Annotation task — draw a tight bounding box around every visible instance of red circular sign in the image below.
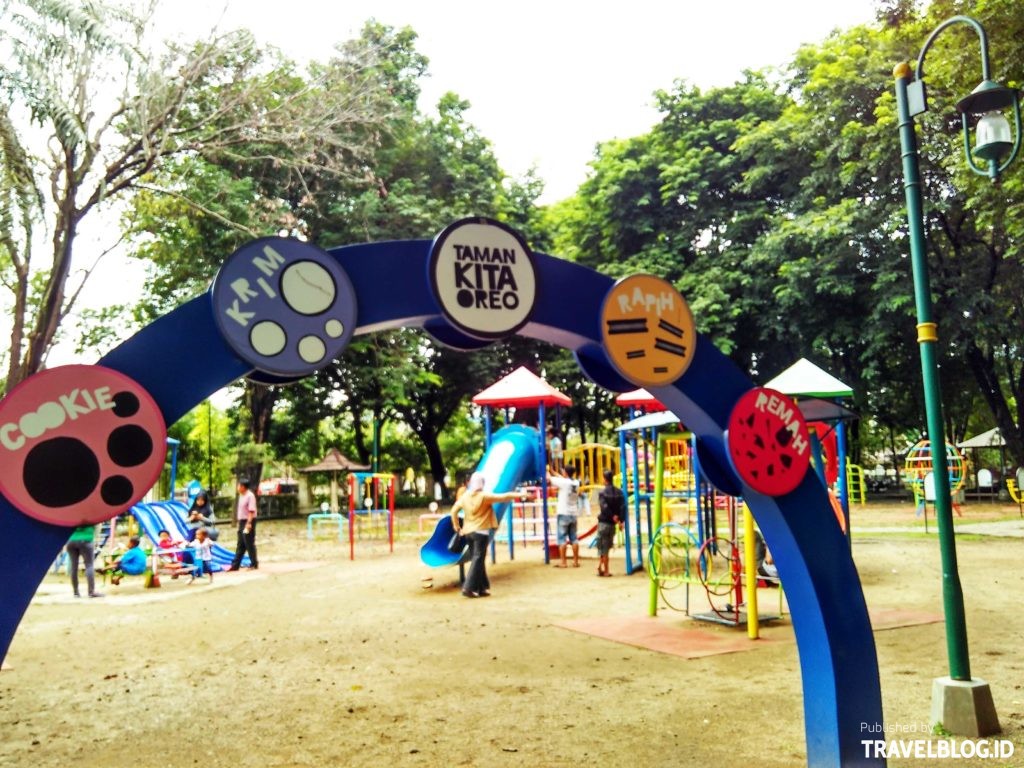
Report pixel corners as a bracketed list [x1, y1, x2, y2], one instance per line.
[0, 365, 167, 525]
[727, 387, 811, 496]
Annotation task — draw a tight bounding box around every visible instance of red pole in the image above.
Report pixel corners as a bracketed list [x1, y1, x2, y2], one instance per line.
[729, 498, 741, 626]
[388, 475, 395, 552]
[348, 473, 355, 561]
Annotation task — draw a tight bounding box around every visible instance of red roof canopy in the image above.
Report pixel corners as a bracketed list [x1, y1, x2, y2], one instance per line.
[472, 366, 572, 408]
[615, 388, 667, 412]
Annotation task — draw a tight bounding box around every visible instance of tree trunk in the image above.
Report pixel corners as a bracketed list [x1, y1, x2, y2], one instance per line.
[888, 425, 902, 486]
[573, 411, 589, 446]
[419, 430, 448, 501]
[966, 342, 1024, 466]
[12, 195, 78, 391]
[347, 402, 371, 465]
[3, 240, 29, 396]
[235, 462, 264, 488]
[245, 382, 278, 444]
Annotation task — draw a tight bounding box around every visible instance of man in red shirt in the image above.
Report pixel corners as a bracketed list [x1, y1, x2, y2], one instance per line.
[228, 478, 258, 570]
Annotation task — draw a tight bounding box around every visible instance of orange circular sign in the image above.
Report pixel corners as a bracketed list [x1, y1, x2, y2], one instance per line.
[600, 274, 695, 387]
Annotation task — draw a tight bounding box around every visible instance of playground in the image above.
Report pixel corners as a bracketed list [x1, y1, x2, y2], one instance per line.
[1, 503, 1022, 768]
[0, 219, 1020, 766]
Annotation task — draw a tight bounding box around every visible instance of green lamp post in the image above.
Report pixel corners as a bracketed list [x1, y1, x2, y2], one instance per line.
[893, 15, 1020, 737]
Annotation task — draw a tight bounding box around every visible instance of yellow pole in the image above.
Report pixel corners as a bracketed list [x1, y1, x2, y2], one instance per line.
[648, 434, 667, 617]
[743, 504, 759, 640]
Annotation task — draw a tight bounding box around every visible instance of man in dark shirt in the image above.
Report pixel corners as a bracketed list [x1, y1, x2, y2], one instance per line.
[596, 469, 626, 576]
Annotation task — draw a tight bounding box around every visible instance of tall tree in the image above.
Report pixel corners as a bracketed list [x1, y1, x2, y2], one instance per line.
[742, 0, 1024, 462]
[94, 19, 430, 485]
[113, 18, 535, 492]
[304, 53, 543, 494]
[0, 0, 400, 394]
[560, 73, 789, 370]
[548, 0, 1024, 468]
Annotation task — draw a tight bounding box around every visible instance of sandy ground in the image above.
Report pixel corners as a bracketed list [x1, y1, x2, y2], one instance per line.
[1, 502, 1023, 768]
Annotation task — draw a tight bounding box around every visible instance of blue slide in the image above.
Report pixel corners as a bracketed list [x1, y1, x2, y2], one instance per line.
[420, 425, 541, 567]
[130, 500, 249, 570]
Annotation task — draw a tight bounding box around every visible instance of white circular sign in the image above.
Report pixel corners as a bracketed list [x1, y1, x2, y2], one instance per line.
[280, 261, 336, 315]
[428, 218, 537, 340]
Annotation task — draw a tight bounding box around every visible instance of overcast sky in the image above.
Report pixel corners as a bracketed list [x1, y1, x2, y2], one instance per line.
[156, 0, 881, 202]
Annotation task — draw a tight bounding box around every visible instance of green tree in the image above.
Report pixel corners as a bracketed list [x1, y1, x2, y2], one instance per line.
[112, 18, 541, 495]
[559, 73, 790, 372]
[547, 1, 1024, 470]
[740, 0, 1024, 463]
[107, 20, 432, 485]
[165, 400, 232, 496]
[302, 45, 547, 496]
[0, 0, 400, 394]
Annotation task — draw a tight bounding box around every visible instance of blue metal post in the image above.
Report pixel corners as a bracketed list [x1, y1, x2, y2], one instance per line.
[618, 426, 633, 574]
[622, 430, 638, 573]
[836, 416, 851, 539]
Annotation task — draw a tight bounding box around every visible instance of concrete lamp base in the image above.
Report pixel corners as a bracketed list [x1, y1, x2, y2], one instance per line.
[930, 677, 1000, 737]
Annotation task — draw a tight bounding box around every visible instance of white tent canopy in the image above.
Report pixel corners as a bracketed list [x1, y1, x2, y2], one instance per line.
[764, 358, 853, 399]
[616, 410, 680, 432]
[956, 427, 1006, 449]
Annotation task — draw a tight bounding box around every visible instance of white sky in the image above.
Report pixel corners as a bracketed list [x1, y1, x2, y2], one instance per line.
[154, 0, 880, 202]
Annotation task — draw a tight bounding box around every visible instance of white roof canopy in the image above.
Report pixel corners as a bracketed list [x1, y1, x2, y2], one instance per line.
[763, 358, 853, 399]
[956, 427, 1005, 448]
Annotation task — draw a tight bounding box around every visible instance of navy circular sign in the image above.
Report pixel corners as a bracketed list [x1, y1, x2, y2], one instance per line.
[212, 237, 357, 376]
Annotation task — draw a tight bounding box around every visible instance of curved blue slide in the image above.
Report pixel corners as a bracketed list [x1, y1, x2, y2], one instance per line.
[131, 500, 249, 570]
[420, 425, 541, 567]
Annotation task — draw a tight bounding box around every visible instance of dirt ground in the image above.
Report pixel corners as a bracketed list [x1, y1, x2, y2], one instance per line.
[1, 501, 1022, 768]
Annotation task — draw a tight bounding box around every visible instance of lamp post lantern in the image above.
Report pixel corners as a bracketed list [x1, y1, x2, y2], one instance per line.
[893, 14, 1019, 738]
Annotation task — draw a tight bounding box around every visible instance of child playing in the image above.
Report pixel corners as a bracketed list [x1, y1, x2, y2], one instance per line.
[188, 528, 214, 584]
[155, 529, 190, 579]
[100, 536, 148, 585]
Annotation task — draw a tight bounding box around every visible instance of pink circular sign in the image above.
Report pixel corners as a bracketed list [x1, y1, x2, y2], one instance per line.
[0, 365, 166, 525]
[727, 387, 811, 497]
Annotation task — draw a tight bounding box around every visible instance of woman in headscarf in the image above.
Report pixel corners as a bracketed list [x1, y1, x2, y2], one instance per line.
[186, 490, 218, 541]
[449, 472, 526, 598]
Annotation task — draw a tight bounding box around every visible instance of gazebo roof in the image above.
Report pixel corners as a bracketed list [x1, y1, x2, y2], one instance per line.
[614, 388, 667, 412]
[763, 358, 853, 399]
[300, 447, 370, 473]
[472, 366, 572, 408]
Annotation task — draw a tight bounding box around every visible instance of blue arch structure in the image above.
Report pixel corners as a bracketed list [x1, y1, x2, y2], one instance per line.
[0, 229, 883, 767]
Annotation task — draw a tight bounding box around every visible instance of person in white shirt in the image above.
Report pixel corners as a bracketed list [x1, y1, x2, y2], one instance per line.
[548, 465, 581, 567]
[188, 528, 214, 584]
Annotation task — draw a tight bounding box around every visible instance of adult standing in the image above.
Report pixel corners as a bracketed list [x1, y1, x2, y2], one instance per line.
[66, 523, 103, 598]
[548, 464, 582, 568]
[596, 468, 626, 577]
[228, 478, 258, 571]
[449, 472, 526, 598]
